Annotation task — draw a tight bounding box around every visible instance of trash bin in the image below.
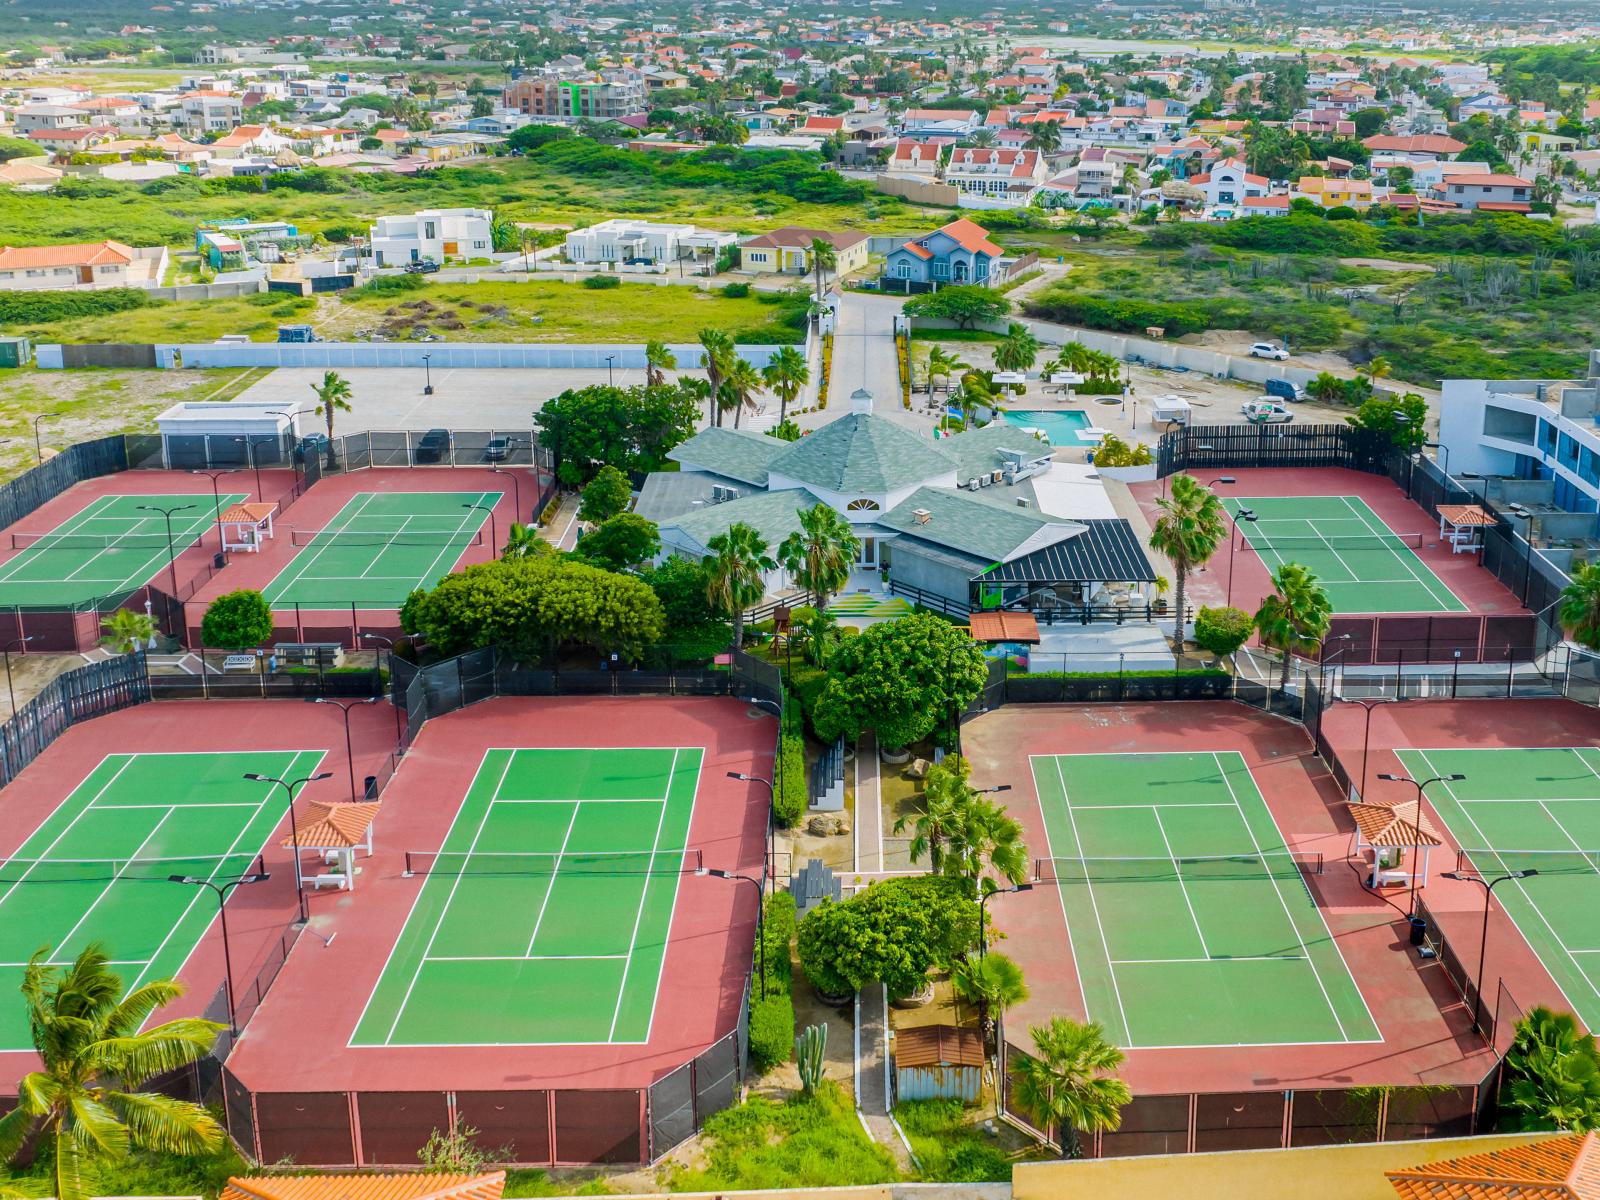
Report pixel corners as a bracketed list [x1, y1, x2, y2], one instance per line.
[214, 552, 226, 569]
[364, 775, 378, 800]
[1409, 916, 1427, 946]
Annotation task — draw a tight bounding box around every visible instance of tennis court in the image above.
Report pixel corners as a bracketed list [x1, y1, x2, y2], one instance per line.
[264, 491, 501, 608]
[1225, 494, 1466, 614]
[351, 745, 703, 1047]
[0, 492, 246, 608]
[1031, 751, 1380, 1049]
[0, 749, 323, 1051]
[1398, 746, 1600, 1034]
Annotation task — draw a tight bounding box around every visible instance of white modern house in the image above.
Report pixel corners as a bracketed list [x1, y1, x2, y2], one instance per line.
[562, 219, 737, 268]
[368, 208, 493, 267]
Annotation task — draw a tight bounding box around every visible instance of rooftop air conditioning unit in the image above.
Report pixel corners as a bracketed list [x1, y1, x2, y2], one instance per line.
[711, 486, 728, 502]
[968, 478, 981, 490]
[979, 474, 992, 487]
[725, 487, 739, 501]
[990, 470, 1003, 484]
[1016, 497, 1031, 508]
[912, 507, 932, 524]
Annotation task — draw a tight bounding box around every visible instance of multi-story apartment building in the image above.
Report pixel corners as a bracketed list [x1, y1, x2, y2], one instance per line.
[178, 90, 244, 133]
[368, 209, 493, 268]
[942, 147, 1048, 198]
[503, 71, 647, 122]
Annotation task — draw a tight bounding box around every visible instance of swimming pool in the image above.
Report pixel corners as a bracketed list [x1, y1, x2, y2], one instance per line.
[1000, 408, 1097, 445]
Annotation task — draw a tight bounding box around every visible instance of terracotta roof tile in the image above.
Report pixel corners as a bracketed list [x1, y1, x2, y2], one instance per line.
[223, 1174, 505, 1200]
[1348, 799, 1441, 848]
[284, 801, 383, 850]
[1387, 1133, 1600, 1200]
[0, 240, 134, 269]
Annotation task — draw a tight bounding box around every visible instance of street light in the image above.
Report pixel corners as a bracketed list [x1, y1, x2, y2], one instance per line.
[242, 771, 333, 923]
[1425, 441, 1451, 476]
[1378, 770, 1465, 916]
[1440, 868, 1537, 1036]
[1343, 697, 1395, 801]
[463, 502, 497, 557]
[167, 872, 270, 1035]
[360, 633, 406, 746]
[604, 354, 617, 387]
[697, 867, 766, 993]
[978, 883, 1033, 960]
[976, 784, 1012, 795]
[3, 636, 34, 715]
[490, 463, 522, 522]
[232, 436, 264, 501]
[309, 696, 380, 800]
[191, 469, 233, 554]
[33, 412, 60, 465]
[1226, 507, 1257, 606]
[422, 353, 434, 396]
[136, 503, 197, 595]
[727, 771, 775, 893]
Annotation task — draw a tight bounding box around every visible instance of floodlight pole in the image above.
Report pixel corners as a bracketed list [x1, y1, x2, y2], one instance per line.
[310, 696, 379, 800]
[33, 412, 60, 465]
[243, 771, 333, 923]
[698, 868, 765, 993]
[1377, 770, 1466, 917]
[166, 872, 270, 1035]
[1441, 868, 1537, 1036]
[191, 469, 230, 553]
[1226, 507, 1256, 607]
[1340, 696, 1395, 803]
[136, 502, 197, 595]
[727, 771, 774, 895]
[977, 882, 1033, 960]
[463, 502, 497, 557]
[360, 633, 406, 746]
[490, 463, 522, 522]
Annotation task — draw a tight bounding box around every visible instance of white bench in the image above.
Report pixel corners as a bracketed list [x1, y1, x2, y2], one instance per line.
[222, 654, 257, 672]
[309, 872, 348, 891]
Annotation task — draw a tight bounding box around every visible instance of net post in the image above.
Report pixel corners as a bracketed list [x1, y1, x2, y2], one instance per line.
[403, 851, 416, 877]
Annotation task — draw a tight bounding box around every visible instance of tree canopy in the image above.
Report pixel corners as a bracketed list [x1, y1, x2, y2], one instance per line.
[796, 875, 980, 999]
[903, 285, 1011, 330]
[535, 382, 700, 485]
[812, 612, 988, 748]
[575, 513, 660, 572]
[200, 589, 273, 650]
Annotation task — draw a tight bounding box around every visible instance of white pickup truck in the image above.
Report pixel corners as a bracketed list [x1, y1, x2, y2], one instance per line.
[1241, 398, 1294, 424]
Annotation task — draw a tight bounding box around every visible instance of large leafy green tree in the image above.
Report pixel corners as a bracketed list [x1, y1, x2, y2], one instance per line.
[812, 612, 988, 749]
[1254, 562, 1333, 690]
[576, 513, 660, 572]
[1505, 1007, 1600, 1132]
[1560, 561, 1600, 649]
[535, 382, 699, 485]
[1010, 1017, 1132, 1154]
[400, 556, 665, 663]
[1148, 474, 1228, 649]
[778, 503, 859, 610]
[903, 285, 1010, 330]
[578, 464, 633, 525]
[1346, 393, 1428, 453]
[0, 946, 225, 1200]
[704, 522, 775, 649]
[200, 589, 273, 650]
[796, 875, 980, 1000]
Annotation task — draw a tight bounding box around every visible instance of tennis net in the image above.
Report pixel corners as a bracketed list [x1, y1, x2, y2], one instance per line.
[289, 528, 486, 548]
[0, 852, 266, 886]
[403, 847, 704, 877]
[1237, 532, 1426, 553]
[11, 531, 200, 552]
[1034, 851, 1323, 884]
[1455, 848, 1600, 877]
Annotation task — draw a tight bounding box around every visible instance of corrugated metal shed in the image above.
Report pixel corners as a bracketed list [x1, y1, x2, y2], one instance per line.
[893, 1024, 984, 1103]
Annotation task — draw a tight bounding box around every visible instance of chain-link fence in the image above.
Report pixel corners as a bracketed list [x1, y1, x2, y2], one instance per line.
[0, 652, 149, 785]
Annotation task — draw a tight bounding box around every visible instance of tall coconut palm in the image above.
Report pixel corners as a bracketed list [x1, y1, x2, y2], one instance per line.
[778, 502, 859, 610]
[0, 946, 225, 1200]
[309, 370, 352, 469]
[761, 345, 808, 427]
[698, 329, 735, 427]
[809, 237, 838, 302]
[1148, 474, 1228, 648]
[1560, 560, 1600, 650]
[100, 608, 154, 654]
[704, 522, 774, 649]
[722, 355, 763, 429]
[644, 339, 676, 389]
[1010, 1016, 1132, 1155]
[994, 322, 1041, 374]
[1253, 562, 1333, 691]
[953, 952, 1029, 1045]
[893, 754, 972, 874]
[925, 345, 967, 394]
[945, 797, 1030, 892]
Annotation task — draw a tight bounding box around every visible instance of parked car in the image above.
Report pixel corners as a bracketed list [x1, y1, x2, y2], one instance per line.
[1241, 398, 1295, 424]
[415, 428, 451, 463]
[1249, 342, 1290, 360]
[404, 259, 440, 275]
[1263, 377, 1304, 403]
[483, 436, 512, 462]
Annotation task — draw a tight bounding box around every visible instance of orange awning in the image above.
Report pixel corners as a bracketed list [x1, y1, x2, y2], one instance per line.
[968, 611, 1041, 644]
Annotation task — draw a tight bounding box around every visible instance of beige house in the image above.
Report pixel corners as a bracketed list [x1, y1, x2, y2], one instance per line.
[739, 226, 869, 278]
[0, 241, 169, 291]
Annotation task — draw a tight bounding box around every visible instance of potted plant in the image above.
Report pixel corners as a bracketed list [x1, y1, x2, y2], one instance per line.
[1152, 575, 1171, 614]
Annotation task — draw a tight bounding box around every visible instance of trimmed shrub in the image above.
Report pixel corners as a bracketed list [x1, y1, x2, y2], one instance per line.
[748, 991, 795, 1071]
[582, 273, 622, 289]
[1194, 605, 1254, 655]
[0, 288, 151, 326]
[722, 281, 751, 298]
[747, 891, 797, 1071]
[775, 733, 806, 827]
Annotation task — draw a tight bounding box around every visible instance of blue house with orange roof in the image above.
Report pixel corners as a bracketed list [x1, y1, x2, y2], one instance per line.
[882, 218, 1005, 292]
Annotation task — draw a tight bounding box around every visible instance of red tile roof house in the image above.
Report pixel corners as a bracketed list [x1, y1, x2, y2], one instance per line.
[1386, 1132, 1600, 1199]
[0, 240, 169, 291]
[883, 217, 1005, 291]
[1435, 172, 1534, 212]
[26, 125, 118, 155]
[1362, 133, 1468, 161]
[943, 146, 1048, 198]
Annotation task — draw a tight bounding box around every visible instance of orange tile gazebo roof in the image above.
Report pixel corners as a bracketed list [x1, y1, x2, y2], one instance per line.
[282, 801, 382, 850]
[220, 502, 279, 523]
[1437, 504, 1495, 528]
[223, 1172, 506, 1200]
[1348, 799, 1442, 848]
[1387, 1132, 1600, 1199]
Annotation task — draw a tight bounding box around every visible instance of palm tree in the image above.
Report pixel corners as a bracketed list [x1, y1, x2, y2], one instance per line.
[309, 369, 352, 469]
[761, 345, 808, 427]
[0, 946, 225, 1200]
[894, 754, 971, 873]
[1307, 370, 1346, 403]
[1022, 120, 1060, 153]
[723, 355, 764, 429]
[704, 522, 774, 649]
[952, 952, 1029, 1045]
[994, 322, 1041, 375]
[945, 798, 1030, 891]
[809, 237, 838, 303]
[698, 329, 735, 427]
[1505, 1006, 1600, 1133]
[778, 503, 859, 610]
[791, 604, 839, 667]
[501, 521, 547, 560]
[1560, 561, 1600, 650]
[971, 127, 997, 148]
[1253, 562, 1333, 691]
[1011, 1016, 1131, 1154]
[1147, 474, 1228, 648]
[924, 345, 967, 394]
[1359, 355, 1392, 384]
[100, 608, 154, 654]
[644, 339, 676, 389]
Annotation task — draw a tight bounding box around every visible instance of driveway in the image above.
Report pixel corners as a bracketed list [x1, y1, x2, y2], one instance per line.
[811, 291, 914, 429]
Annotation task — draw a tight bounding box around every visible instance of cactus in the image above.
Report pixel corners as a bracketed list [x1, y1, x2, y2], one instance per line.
[795, 1022, 827, 1096]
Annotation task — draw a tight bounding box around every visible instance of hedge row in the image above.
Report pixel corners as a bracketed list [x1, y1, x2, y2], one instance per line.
[775, 733, 806, 827]
[0, 287, 152, 326]
[748, 891, 798, 1072]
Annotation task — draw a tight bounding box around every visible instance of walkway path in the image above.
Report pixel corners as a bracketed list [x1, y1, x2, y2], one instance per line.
[812, 291, 915, 430]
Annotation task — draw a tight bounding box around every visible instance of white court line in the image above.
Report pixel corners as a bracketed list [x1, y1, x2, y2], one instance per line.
[1112, 955, 1308, 964]
[1068, 802, 1238, 810]
[357, 515, 414, 579]
[263, 491, 378, 604]
[1152, 806, 1211, 958]
[1338, 494, 1461, 610]
[608, 748, 680, 1042]
[45, 807, 180, 956]
[425, 954, 630, 962]
[522, 805, 582, 957]
[410, 491, 500, 586]
[0, 756, 139, 906]
[1052, 756, 1133, 1045]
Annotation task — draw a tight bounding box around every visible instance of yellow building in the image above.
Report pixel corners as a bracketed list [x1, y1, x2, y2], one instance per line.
[739, 226, 870, 278]
[1295, 175, 1375, 210]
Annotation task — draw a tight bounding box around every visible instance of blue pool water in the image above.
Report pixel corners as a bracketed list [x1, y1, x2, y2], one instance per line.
[1000, 409, 1096, 445]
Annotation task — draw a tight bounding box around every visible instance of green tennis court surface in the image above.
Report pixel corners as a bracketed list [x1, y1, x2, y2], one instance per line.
[0, 492, 246, 608]
[1032, 752, 1380, 1048]
[0, 749, 324, 1051]
[263, 491, 501, 608]
[1398, 746, 1600, 1034]
[351, 746, 703, 1047]
[1225, 495, 1466, 614]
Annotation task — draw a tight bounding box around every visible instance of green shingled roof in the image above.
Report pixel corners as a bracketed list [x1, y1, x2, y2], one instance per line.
[881, 486, 1082, 563]
[769, 413, 957, 493]
[667, 426, 789, 486]
[940, 422, 1054, 484]
[660, 488, 825, 553]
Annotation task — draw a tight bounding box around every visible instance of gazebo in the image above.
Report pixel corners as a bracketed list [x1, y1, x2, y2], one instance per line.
[967, 611, 1041, 645]
[281, 801, 381, 892]
[219, 502, 279, 553]
[1435, 504, 1494, 555]
[1347, 798, 1442, 902]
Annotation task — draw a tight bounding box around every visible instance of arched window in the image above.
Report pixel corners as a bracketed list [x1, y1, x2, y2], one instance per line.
[846, 498, 881, 512]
